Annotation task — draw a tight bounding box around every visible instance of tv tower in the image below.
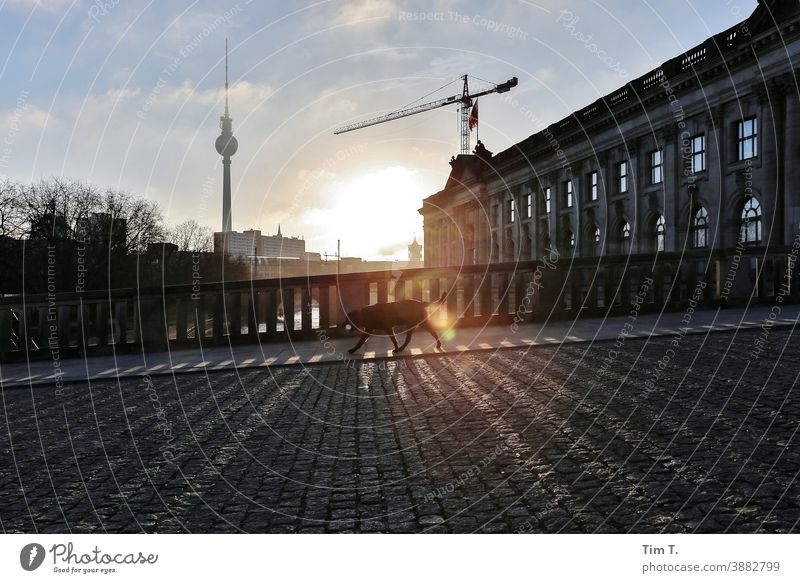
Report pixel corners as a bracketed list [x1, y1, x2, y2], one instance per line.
[215, 39, 238, 232]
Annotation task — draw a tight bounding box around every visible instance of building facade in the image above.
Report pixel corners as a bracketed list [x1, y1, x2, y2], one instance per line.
[420, 0, 800, 267]
[213, 227, 306, 259]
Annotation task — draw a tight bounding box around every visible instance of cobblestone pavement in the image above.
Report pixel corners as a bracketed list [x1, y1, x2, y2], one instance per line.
[1, 327, 798, 533]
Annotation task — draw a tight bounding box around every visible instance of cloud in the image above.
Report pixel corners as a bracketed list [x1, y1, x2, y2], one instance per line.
[378, 241, 407, 256]
[163, 80, 273, 107]
[4, 0, 73, 11]
[334, 0, 396, 26]
[0, 103, 53, 132]
[103, 88, 142, 103]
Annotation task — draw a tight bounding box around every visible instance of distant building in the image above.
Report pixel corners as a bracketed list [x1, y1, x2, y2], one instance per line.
[408, 236, 423, 267]
[214, 225, 306, 259]
[29, 212, 68, 241]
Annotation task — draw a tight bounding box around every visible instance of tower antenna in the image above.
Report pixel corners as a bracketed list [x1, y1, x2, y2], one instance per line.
[224, 38, 229, 116]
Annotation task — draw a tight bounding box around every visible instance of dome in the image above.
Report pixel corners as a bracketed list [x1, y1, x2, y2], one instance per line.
[215, 133, 238, 157]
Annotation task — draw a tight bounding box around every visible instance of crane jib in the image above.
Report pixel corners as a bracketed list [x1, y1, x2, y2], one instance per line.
[333, 74, 518, 151]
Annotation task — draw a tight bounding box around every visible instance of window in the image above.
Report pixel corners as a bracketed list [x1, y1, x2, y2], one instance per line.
[650, 150, 663, 184]
[544, 187, 551, 214]
[738, 117, 758, 161]
[621, 221, 631, 250]
[565, 180, 573, 208]
[618, 161, 628, 192]
[655, 214, 666, 252]
[568, 231, 575, 251]
[526, 192, 532, 219]
[690, 135, 706, 173]
[740, 196, 762, 244]
[692, 207, 709, 248]
[592, 226, 601, 256]
[509, 198, 516, 223]
[588, 171, 598, 201]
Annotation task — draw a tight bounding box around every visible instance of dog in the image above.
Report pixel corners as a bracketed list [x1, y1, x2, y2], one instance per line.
[341, 293, 446, 354]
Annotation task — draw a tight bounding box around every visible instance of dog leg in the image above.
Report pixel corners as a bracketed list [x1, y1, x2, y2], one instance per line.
[348, 333, 370, 354]
[420, 320, 443, 351]
[397, 328, 414, 352]
[387, 328, 401, 352]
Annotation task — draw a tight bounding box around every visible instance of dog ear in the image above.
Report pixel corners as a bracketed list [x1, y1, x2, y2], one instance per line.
[342, 310, 359, 331]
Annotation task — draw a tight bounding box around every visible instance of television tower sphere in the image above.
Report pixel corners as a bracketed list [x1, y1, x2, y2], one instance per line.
[215, 133, 238, 157]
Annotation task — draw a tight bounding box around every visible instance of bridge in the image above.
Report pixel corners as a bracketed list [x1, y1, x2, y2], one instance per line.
[1, 248, 798, 533]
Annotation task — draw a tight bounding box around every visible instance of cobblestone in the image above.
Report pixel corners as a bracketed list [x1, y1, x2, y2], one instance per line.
[1, 327, 799, 533]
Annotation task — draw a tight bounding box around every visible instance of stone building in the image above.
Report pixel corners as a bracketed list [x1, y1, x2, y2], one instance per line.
[420, 0, 800, 267]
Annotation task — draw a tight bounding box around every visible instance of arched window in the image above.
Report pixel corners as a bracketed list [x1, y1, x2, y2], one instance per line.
[568, 231, 575, 250]
[740, 197, 762, 244]
[592, 226, 601, 257]
[621, 221, 631, 252]
[692, 207, 709, 248]
[655, 214, 666, 252]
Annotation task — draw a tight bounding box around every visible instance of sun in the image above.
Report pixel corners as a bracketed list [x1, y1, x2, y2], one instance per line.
[301, 166, 429, 260]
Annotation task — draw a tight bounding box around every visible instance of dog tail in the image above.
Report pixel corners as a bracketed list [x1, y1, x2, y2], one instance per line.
[428, 292, 447, 306]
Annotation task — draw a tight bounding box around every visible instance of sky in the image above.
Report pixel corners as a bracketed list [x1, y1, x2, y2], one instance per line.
[0, 0, 758, 259]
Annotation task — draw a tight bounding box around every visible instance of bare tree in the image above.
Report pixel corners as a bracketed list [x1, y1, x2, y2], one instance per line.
[102, 189, 165, 255]
[168, 219, 213, 253]
[0, 179, 24, 239]
[21, 177, 101, 243]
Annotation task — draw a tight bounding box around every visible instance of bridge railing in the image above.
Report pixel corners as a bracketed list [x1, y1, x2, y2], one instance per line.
[0, 247, 796, 362]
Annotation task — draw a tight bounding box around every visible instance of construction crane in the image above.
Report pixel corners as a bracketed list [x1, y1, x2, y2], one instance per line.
[333, 74, 518, 155]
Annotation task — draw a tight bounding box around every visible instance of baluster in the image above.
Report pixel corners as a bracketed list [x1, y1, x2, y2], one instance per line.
[479, 273, 493, 318]
[266, 289, 278, 334]
[39, 306, 51, 350]
[213, 293, 224, 340]
[497, 272, 510, 315]
[0, 309, 10, 357]
[301, 286, 312, 332]
[77, 301, 91, 352]
[58, 305, 71, 348]
[246, 292, 258, 338]
[96, 302, 109, 347]
[22, 306, 35, 352]
[114, 301, 128, 345]
[462, 274, 476, 319]
[176, 297, 188, 342]
[429, 277, 440, 304]
[515, 272, 529, 319]
[412, 278, 423, 301]
[395, 278, 406, 301]
[229, 292, 242, 339]
[447, 277, 459, 325]
[377, 278, 389, 304]
[318, 286, 330, 330]
[282, 287, 295, 333]
[193, 295, 205, 340]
